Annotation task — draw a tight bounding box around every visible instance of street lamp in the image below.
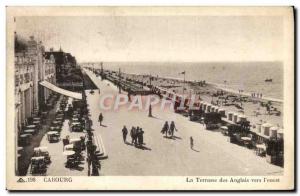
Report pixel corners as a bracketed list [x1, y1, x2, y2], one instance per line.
[179, 71, 186, 95]
[30, 83, 34, 114]
[118, 68, 121, 93]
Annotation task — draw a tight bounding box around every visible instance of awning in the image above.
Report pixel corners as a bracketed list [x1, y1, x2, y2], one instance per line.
[39, 81, 82, 100]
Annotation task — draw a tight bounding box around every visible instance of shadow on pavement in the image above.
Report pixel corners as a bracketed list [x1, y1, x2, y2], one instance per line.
[124, 141, 151, 151]
[163, 135, 182, 140]
[135, 145, 152, 151]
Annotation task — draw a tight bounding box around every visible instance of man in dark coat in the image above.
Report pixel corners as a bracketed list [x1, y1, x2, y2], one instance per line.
[138, 128, 144, 146]
[130, 126, 136, 144]
[134, 126, 140, 145]
[190, 136, 194, 149]
[122, 126, 128, 143]
[98, 113, 103, 126]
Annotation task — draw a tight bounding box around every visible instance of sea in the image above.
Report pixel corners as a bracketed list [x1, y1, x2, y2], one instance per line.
[93, 61, 283, 100]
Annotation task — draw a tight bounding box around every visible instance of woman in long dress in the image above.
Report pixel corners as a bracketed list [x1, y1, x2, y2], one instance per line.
[161, 121, 169, 137]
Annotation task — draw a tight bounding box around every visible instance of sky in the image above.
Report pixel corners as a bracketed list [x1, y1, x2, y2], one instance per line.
[16, 16, 283, 63]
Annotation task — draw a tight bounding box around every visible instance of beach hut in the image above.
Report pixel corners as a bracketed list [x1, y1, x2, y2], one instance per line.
[256, 122, 262, 134]
[200, 101, 206, 111]
[218, 108, 225, 117]
[233, 113, 239, 123]
[238, 114, 247, 123]
[203, 103, 208, 112]
[203, 103, 207, 111]
[228, 112, 234, 121]
[207, 104, 212, 113]
[270, 126, 278, 138]
[199, 101, 203, 110]
[261, 123, 272, 137]
[211, 106, 215, 112]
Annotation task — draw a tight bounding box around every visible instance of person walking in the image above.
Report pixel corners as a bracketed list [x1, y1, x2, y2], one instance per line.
[161, 121, 169, 137]
[190, 136, 194, 149]
[169, 121, 177, 137]
[122, 126, 128, 143]
[98, 113, 103, 126]
[135, 126, 140, 145]
[138, 128, 144, 146]
[136, 128, 141, 146]
[130, 126, 136, 144]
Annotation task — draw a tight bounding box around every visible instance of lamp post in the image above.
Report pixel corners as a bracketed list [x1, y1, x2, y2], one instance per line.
[148, 104, 152, 117]
[181, 71, 186, 95]
[118, 68, 121, 93]
[30, 83, 34, 115]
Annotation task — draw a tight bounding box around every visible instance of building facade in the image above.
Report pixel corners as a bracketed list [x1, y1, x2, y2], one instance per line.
[15, 35, 56, 134]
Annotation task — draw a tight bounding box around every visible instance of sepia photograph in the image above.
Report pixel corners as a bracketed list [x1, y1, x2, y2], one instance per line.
[6, 6, 294, 190]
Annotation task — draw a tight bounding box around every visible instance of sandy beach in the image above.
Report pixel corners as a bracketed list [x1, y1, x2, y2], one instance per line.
[101, 70, 283, 130]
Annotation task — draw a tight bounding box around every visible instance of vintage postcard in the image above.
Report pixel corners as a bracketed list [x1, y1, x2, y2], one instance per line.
[6, 6, 294, 190]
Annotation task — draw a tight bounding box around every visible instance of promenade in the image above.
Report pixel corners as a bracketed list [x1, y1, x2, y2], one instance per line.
[84, 70, 283, 176]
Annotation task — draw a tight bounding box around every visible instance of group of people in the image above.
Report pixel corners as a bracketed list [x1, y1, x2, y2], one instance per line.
[122, 126, 145, 146]
[161, 121, 195, 150]
[161, 121, 177, 138]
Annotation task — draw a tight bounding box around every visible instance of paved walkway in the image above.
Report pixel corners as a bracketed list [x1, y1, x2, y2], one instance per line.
[85, 70, 283, 176]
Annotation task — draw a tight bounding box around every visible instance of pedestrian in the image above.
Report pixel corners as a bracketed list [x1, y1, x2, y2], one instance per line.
[169, 121, 177, 137]
[135, 126, 140, 145]
[138, 128, 144, 146]
[161, 121, 169, 137]
[122, 125, 128, 143]
[136, 128, 141, 146]
[98, 113, 103, 126]
[190, 136, 194, 149]
[130, 126, 136, 144]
